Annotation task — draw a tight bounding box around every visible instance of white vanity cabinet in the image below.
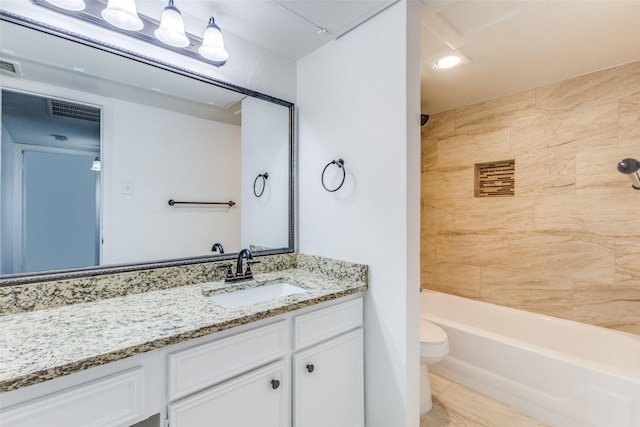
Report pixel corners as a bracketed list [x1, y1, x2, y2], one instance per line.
[0, 367, 146, 427]
[168, 360, 289, 427]
[0, 294, 364, 427]
[292, 298, 364, 427]
[166, 296, 364, 427]
[166, 321, 290, 427]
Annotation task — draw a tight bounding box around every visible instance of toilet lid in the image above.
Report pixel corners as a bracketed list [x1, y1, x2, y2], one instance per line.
[420, 318, 447, 344]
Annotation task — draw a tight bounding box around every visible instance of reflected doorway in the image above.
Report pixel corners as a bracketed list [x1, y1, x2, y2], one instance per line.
[1, 90, 101, 274]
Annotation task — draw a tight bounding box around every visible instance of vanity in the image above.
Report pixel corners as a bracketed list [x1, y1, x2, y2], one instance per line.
[0, 10, 366, 427]
[0, 254, 367, 427]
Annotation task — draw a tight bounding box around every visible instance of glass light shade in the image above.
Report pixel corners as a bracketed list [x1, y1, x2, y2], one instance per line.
[198, 17, 229, 62]
[154, 0, 189, 48]
[101, 0, 143, 31]
[90, 157, 101, 171]
[434, 55, 462, 69]
[43, 0, 86, 11]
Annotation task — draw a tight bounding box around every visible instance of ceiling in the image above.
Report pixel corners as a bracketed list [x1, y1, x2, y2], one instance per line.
[133, 0, 397, 60]
[4, 1, 640, 123]
[420, 0, 640, 115]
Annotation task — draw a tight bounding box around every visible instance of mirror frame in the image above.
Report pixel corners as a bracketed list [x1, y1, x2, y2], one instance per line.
[0, 12, 296, 286]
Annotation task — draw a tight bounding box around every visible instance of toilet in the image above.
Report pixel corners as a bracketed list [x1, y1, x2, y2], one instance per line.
[420, 318, 449, 414]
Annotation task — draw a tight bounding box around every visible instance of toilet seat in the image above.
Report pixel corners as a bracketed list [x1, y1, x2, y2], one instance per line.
[420, 318, 447, 344]
[419, 318, 449, 414]
[420, 318, 449, 357]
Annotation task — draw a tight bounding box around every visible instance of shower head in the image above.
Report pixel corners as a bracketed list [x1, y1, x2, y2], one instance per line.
[421, 114, 429, 126]
[617, 158, 640, 190]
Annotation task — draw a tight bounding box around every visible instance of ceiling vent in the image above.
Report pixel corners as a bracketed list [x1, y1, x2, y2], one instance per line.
[47, 99, 101, 122]
[0, 59, 22, 76]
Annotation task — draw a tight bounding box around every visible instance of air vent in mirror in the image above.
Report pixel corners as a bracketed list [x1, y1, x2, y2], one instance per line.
[0, 59, 21, 76]
[47, 99, 101, 122]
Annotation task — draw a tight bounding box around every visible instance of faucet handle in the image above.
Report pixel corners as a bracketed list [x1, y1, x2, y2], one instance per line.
[245, 259, 260, 275]
[217, 263, 233, 279]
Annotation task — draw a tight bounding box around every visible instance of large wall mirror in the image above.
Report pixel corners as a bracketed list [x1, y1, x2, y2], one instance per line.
[0, 15, 294, 285]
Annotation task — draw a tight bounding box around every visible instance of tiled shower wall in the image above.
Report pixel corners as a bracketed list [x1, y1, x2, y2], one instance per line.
[420, 60, 640, 335]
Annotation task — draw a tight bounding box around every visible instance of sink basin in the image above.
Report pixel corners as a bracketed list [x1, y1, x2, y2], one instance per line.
[209, 283, 308, 308]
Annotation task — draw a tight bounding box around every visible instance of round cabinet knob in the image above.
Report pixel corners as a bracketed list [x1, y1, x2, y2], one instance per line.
[306, 364, 315, 373]
[271, 379, 280, 390]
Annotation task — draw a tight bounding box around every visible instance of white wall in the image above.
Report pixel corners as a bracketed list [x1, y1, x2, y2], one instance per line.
[240, 96, 290, 251]
[102, 99, 241, 264]
[0, 0, 296, 102]
[297, 1, 421, 425]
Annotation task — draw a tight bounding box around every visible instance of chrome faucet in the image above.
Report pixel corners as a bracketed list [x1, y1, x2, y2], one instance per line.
[218, 248, 260, 283]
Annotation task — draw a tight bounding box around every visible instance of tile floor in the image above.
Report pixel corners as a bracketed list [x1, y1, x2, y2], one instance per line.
[420, 373, 549, 427]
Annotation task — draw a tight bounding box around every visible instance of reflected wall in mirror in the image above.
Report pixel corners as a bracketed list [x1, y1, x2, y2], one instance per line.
[0, 16, 294, 284]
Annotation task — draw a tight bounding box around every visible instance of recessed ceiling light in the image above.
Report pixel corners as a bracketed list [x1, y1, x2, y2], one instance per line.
[434, 55, 462, 69]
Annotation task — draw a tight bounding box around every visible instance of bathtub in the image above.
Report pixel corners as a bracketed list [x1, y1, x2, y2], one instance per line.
[420, 290, 640, 427]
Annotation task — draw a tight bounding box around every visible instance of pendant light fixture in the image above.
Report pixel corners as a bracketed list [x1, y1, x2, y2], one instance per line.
[154, 0, 190, 48]
[90, 157, 101, 171]
[198, 17, 229, 63]
[101, 0, 144, 31]
[42, 0, 86, 11]
[34, 0, 229, 67]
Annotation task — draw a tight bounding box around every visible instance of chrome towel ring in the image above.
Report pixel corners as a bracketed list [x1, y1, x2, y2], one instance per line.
[253, 172, 269, 197]
[322, 159, 345, 192]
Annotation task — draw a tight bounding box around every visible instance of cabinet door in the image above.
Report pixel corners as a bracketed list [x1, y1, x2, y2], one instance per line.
[0, 368, 145, 427]
[293, 328, 364, 427]
[168, 360, 289, 427]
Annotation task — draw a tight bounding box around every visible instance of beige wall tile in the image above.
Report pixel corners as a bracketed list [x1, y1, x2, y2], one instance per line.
[505, 232, 615, 284]
[420, 60, 640, 335]
[618, 101, 640, 146]
[511, 103, 618, 155]
[620, 89, 640, 105]
[573, 282, 640, 334]
[576, 141, 635, 192]
[479, 267, 573, 319]
[422, 110, 456, 140]
[421, 138, 437, 171]
[421, 167, 474, 200]
[516, 145, 576, 195]
[615, 238, 640, 285]
[437, 127, 511, 168]
[452, 198, 534, 233]
[436, 231, 510, 266]
[455, 89, 536, 134]
[534, 194, 640, 237]
[536, 61, 640, 111]
[422, 262, 481, 297]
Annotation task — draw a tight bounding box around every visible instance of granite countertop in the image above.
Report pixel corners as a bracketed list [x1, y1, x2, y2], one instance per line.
[0, 264, 367, 393]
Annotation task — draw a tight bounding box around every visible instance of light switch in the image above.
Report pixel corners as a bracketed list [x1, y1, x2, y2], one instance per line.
[122, 180, 135, 195]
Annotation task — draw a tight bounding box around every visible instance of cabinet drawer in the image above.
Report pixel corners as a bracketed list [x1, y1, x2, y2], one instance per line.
[294, 297, 363, 350]
[168, 360, 289, 427]
[0, 367, 144, 427]
[168, 320, 287, 400]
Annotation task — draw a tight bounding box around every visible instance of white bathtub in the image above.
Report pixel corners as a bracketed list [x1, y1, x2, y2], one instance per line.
[420, 290, 640, 427]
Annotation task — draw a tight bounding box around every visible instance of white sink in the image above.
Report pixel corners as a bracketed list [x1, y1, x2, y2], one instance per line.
[209, 283, 308, 308]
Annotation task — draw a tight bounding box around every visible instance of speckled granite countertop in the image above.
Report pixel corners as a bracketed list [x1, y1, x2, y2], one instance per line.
[0, 255, 367, 393]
